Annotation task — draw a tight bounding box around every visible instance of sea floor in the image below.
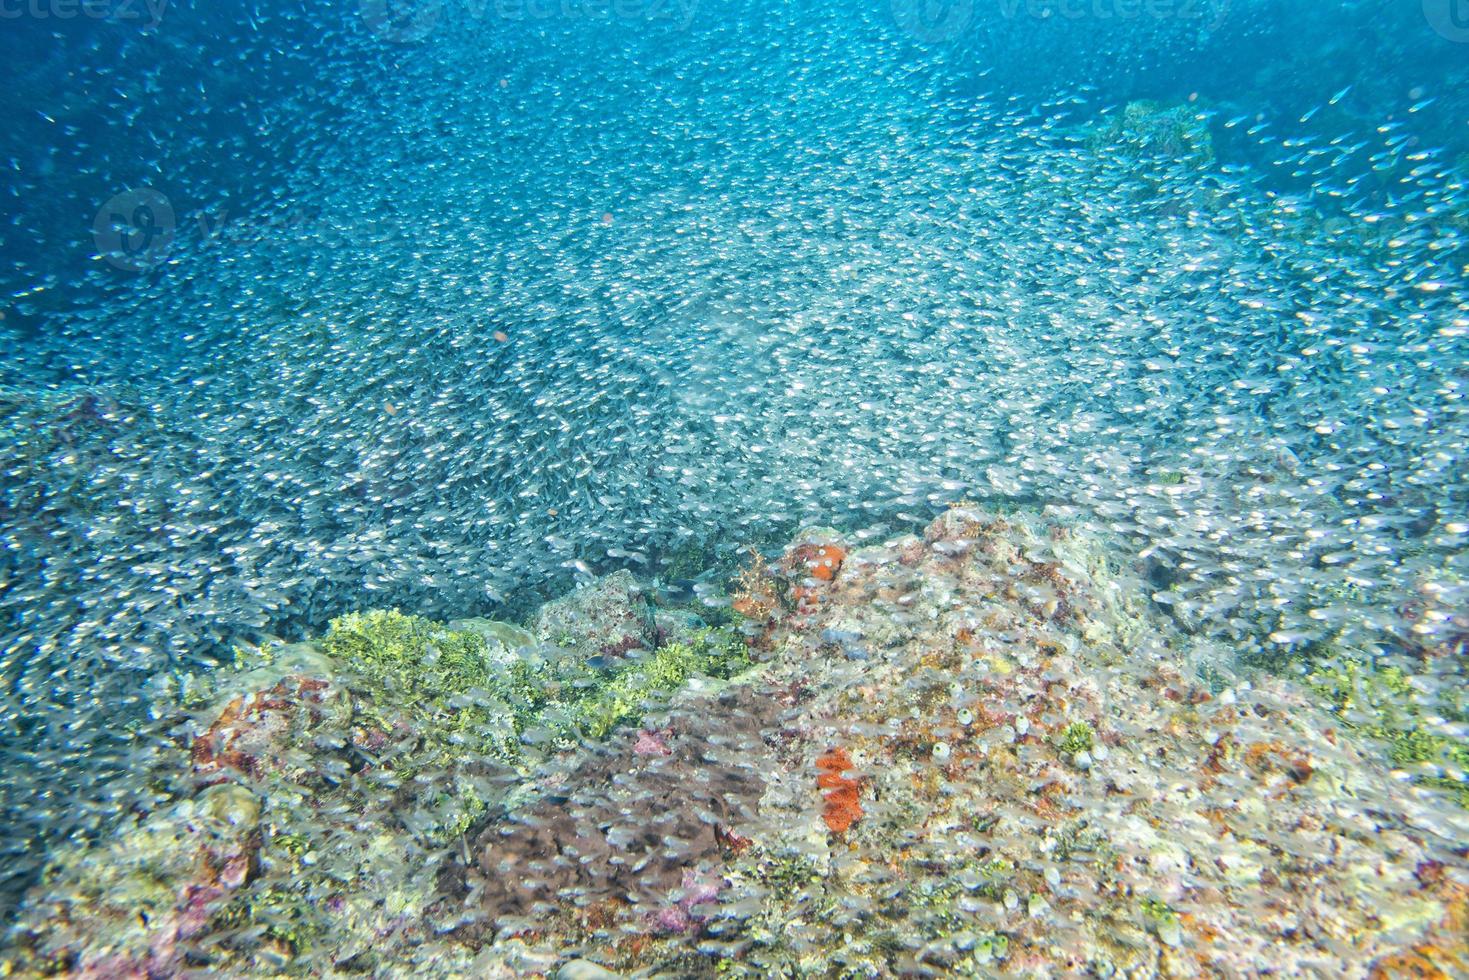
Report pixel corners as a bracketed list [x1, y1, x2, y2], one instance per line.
[6, 507, 1465, 977]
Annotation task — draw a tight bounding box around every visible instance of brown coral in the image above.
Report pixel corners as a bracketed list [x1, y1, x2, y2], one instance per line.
[441, 684, 779, 937]
[731, 547, 779, 620]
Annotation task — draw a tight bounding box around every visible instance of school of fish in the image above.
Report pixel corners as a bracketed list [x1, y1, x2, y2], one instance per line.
[1, 0, 1465, 921]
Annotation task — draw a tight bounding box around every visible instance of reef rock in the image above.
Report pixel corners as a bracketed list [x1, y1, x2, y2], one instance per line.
[5, 509, 1466, 978]
[532, 570, 660, 660]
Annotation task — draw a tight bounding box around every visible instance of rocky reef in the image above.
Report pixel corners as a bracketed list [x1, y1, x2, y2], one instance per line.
[3, 508, 1466, 977]
[1081, 100, 1215, 168]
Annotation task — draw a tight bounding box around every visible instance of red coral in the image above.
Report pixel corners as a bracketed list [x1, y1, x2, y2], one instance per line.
[601, 633, 648, 658]
[715, 823, 752, 857]
[815, 747, 862, 833]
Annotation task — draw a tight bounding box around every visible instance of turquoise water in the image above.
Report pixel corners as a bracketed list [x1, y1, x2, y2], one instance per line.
[2, 0, 1467, 927]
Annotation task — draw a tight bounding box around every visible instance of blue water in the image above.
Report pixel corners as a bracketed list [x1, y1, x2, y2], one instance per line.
[2, 0, 1467, 922]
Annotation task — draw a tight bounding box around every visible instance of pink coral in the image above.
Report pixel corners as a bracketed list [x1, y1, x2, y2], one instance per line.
[650, 906, 692, 934]
[632, 728, 672, 756]
[649, 869, 725, 934]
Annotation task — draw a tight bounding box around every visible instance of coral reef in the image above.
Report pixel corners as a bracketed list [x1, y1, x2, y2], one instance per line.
[436, 679, 775, 945]
[5, 509, 1467, 977]
[532, 569, 683, 661]
[1, 587, 747, 976]
[1081, 100, 1216, 167]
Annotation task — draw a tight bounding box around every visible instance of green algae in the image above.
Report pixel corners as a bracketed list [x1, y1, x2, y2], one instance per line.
[569, 629, 751, 739]
[447, 617, 536, 653]
[319, 608, 751, 761]
[971, 857, 1016, 901]
[1056, 721, 1096, 756]
[966, 931, 1010, 966]
[1306, 658, 1469, 807]
[318, 609, 535, 825]
[241, 886, 326, 956]
[1417, 776, 1469, 808]
[324, 609, 501, 697]
[756, 851, 824, 891]
[1139, 896, 1176, 922]
[272, 832, 309, 857]
[1140, 896, 1183, 947]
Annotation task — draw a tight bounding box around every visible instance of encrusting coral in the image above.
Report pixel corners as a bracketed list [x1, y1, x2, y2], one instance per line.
[4, 507, 1467, 978]
[814, 747, 863, 834]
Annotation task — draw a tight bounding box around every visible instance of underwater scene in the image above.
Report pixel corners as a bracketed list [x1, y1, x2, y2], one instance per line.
[2, 0, 1468, 975]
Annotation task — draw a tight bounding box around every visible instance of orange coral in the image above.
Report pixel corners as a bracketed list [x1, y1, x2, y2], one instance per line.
[822, 785, 863, 833]
[1240, 740, 1313, 783]
[816, 747, 853, 772]
[810, 544, 846, 581]
[785, 542, 847, 582]
[791, 585, 822, 616]
[1243, 740, 1283, 771]
[1368, 883, 1468, 978]
[731, 595, 770, 618]
[1369, 948, 1455, 980]
[816, 747, 862, 833]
